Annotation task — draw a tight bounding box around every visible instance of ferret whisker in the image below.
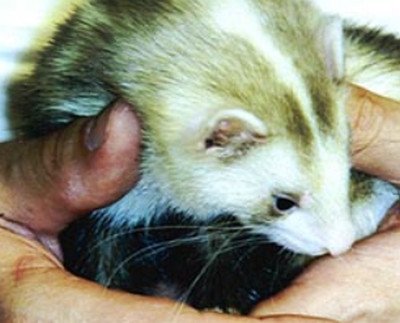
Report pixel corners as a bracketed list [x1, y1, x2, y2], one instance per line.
[231, 242, 266, 271]
[100, 226, 250, 275]
[169, 231, 252, 322]
[204, 239, 264, 259]
[85, 224, 246, 255]
[103, 235, 212, 288]
[174, 229, 246, 312]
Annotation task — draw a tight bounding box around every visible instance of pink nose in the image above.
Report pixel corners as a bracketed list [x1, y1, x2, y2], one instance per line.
[325, 229, 355, 257]
[327, 242, 352, 256]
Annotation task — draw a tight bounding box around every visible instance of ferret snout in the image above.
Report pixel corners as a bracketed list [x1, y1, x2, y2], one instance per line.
[266, 191, 357, 257]
[323, 223, 356, 257]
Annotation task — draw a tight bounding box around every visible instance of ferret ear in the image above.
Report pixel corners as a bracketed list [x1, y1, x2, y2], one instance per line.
[202, 109, 267, 160]
[317, 16, 345, 81]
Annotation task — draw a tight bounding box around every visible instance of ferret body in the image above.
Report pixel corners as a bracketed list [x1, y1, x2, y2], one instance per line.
[8, 0, 400, 314]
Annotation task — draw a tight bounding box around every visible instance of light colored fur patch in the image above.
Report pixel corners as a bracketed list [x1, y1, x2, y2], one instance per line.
[351, 180, 398, 239]
[210, 0, 317, 130]
[262, 140, 355, 256]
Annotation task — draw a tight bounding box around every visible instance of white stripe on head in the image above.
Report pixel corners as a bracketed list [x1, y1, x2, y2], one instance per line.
[210, 0, 317, 129]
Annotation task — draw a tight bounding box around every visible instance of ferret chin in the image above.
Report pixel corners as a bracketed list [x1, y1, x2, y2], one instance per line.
[8, 0, 400, 314]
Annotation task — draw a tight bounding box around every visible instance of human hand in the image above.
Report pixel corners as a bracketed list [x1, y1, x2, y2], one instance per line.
[251, 84, 400, 322]
[347, 84, 400, 184]
[251, 212, 400, 322]
[0, 100, 324, 322]
[0, 100, 141, 258]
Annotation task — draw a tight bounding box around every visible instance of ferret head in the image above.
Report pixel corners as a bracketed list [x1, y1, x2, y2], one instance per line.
[115, 0, 352, 256]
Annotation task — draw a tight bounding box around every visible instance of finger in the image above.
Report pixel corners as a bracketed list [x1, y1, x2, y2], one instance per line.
[0, 227, 178, 322]
[347, 84, 400, 184]
[251, 227, 400, 322]
[0, 100, 140, 234]
[0, 228, 289, 323]
[251, 266, 353, 321]
[257, 316, 335, 323]
[378, 202, 400, 232]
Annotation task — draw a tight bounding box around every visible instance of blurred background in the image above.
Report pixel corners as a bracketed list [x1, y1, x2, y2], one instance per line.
[0, 0, 398, 141]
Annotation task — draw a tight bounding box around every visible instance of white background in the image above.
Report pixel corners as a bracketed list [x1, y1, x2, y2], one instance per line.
[0, 0, 399, 141]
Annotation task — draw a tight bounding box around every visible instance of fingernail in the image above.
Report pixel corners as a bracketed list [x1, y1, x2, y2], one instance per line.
[84, 104, 115, 151]
[85, 115, 108, 152]
[85, 100, 135, 151]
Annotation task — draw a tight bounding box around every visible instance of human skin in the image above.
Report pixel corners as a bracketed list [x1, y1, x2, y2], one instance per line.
[347, 84, 400, 184]
[0, 85, 399, 322]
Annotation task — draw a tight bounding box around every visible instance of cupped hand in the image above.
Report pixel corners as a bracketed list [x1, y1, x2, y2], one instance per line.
[252, 206, 400, 322]
[0, 103, 142, 260]
[0, 101, 140, 236]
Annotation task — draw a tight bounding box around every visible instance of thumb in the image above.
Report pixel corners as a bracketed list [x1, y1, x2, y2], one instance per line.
[0, 100, 140, 234]
[347, 84, 400, 184]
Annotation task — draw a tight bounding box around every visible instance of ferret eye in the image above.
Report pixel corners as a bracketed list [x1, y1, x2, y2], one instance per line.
[273, 195, 299, 214]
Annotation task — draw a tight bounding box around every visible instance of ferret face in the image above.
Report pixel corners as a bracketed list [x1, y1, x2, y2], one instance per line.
[127, 0, 355, 256]
[149, 96, 353, 257]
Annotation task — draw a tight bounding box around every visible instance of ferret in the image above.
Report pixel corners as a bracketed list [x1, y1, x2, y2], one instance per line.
[7, 0, 400, 314]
